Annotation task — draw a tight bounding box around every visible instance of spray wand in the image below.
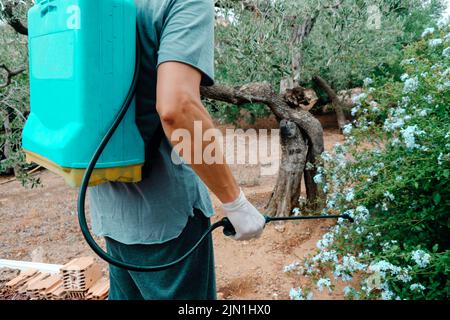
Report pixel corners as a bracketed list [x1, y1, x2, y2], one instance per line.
[221, 214, 353, 237]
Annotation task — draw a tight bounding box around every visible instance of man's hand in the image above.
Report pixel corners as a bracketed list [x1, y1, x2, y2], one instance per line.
[222, 189, 266, 241]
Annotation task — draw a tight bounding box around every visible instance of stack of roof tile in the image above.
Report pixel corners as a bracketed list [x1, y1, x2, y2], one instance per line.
[61, 257, 103, 299]
[61, 257, 102, 291]
[26, 274, 64, 300]
[1, 257, 109, 300]
[2, 268, 38, 299]
[86, 278, 109, 300]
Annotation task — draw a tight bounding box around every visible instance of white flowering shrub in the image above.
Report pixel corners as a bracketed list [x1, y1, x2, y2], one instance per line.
[289, 25, 450, 300]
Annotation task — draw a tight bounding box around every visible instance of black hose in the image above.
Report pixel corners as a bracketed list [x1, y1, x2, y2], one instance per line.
[77, 30, 353, 272]
[77, 30, 231, 272]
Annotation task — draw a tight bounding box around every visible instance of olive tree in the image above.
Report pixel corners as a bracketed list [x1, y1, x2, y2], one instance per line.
[0, 0, 34, 185]
[204, 0, 444, 216]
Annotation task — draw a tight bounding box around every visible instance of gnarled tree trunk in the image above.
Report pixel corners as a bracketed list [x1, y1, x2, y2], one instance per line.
[265, 119, 308, 216]
[201, 82, 325, 217]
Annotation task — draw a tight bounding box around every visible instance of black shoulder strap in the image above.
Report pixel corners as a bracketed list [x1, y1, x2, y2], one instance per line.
[141, 123, 165, 179]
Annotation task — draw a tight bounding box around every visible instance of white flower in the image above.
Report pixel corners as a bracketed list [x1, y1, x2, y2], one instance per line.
[289, 288, 313, 300]
[283, 261, 300, 273]
[369, 100, 379, 111]
[345, 188, 355, 202]
[342, 255, 367, 272]
[401, 58, 416, 65]
[317, 232, 334, 249]
[381, 288, 395, 300]
[383, 191, 395, 201]
[333, 266, 353, 282]
[418, 109, 429, 117]
[437, 16, 449, 29]
[444, 47, 450, 59]
[352, 92, 368, 104]
[402, 96, 411, 105]
[403, 76, 419, 93]
[312, 250, 338, 264]
[355, 226, 366, 234]
[423, 95, 433, 104]
[411, 250, 431, 268]
[397, 273, 412, 283]
[438, 153, 444, 165]
[369, 260, 401, 275]
[428, 39, 443, 47]
[316, 278, 332, 292]
[321, 151, 332, 162]
[326, 198, 336, 209]
[342, 123, 353, 136]
[313, 173, 323, 184]
[401, 125, 425, 150]
[384, 116, 405, 132]
[354, 205, 370, 222]
[289, 288, 301, 300]
[333, 143, 347, 155]
[410, 283, 426, 292]
[363, 77, 373, 87]
[343, 286, 354, 297]
[421, 27, 434, 38]
[351, 106, 360, 116]
[400, 73, 409, 82]
[442, 68, 450, 77]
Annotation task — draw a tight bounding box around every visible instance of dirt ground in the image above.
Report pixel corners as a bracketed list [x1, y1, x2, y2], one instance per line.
[0, 115, 347, 300]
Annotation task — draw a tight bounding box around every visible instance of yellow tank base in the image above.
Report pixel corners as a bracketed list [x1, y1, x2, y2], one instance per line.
[24, 150, 143, 187]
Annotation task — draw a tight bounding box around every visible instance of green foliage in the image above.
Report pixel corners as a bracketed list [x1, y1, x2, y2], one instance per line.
[294, 24, 450, 300]
[214, 0, 444, 122]
[0, 1, 41, 185]
[0, 24, 37, 185]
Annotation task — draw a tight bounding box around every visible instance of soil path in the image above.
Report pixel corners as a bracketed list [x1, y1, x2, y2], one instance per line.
[0, 122, 345, 300]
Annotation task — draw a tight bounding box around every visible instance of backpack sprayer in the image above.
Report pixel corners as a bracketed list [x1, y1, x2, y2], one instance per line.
[22, 0, 353, 272]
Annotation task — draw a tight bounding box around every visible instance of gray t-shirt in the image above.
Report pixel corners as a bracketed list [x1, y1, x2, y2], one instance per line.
[88, 0, 215, 245]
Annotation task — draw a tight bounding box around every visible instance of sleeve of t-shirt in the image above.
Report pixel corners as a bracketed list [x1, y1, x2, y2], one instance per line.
[157, 0, 215, 86]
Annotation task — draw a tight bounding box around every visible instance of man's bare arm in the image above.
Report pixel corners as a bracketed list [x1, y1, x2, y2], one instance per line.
[156, 61, 240, 203]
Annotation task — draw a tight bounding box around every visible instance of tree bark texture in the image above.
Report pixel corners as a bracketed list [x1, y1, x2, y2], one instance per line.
[2, 1, 28, 36]
[265, 119, 308, 216]
[201, 83, 325, 216]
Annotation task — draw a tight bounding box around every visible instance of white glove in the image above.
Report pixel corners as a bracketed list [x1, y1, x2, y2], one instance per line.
[222, 189, 266, 241]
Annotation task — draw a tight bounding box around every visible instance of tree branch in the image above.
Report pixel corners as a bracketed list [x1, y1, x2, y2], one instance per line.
[313, 75, 348, 129]
[2, 1, 28, 35]
[215, 0, 262, 14]
[201, 83, 324, 157]
[0, 64, 26, 89]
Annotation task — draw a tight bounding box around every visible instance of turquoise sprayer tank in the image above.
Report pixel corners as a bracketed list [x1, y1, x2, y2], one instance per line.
[22, 0, 144, 186]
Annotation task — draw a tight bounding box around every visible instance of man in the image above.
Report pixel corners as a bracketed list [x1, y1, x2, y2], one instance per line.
[88, 0, 266, 300]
